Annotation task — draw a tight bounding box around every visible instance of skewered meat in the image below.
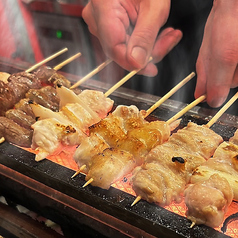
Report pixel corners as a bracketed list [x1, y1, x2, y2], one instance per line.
[190, 129, 238, 201]
[31, 118, 85, 161]
[0, 72, 40, 115]
[56, 85, 114, 118]
[85, 148, 136, 189]
[15, 98, 35, 118]
[5, 109, 36, 130]
[73, 133, 110, 172]
[34, 66, 71, 88]
[132, 122, 223, 206]
[26, 86, 60, 112]
[184, 174, 233, 228]
[0, 117, 32, 147]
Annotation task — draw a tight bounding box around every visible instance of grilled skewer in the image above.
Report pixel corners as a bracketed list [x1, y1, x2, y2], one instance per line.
[131, 92, 238, 207]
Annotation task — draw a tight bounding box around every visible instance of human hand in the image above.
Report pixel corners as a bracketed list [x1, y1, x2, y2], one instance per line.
[195, 0, 238, 108]
[82, 0, 182, 76]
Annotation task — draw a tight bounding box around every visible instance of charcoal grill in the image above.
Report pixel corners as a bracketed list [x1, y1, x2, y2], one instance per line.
[0, 57, 237, 238]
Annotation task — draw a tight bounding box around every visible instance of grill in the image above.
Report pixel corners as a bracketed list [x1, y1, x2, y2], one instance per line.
[0, 57, 238, 238]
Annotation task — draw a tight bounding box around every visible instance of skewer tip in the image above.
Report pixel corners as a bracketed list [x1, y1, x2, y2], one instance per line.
[71, 164, 86, 178]
[83, 178, 94, 188]
[0, 137, 5, 144]
[189, 221, 196, 228]
[131, 196, 142, 207]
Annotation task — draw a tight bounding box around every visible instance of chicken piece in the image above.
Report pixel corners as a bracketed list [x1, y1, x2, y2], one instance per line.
[73, 133, 110, 172]
[168, 122, 223, 159]
[31, 118, 85, 161]
[127, 121, 171, 151]
[111, 105, 146, 132]
[5, 109, 36, 130]
[78, 90, 114, 118]
[191, 141, 238, 200]
[0, 117, 33, 147]
[132, 122, 223, 205]
[86, 148, 136, 189]
[184, 174, 233, 228]
[132, 161, 186, 205]
[90, 115, 127, 147]
[117, 136, 148, 165]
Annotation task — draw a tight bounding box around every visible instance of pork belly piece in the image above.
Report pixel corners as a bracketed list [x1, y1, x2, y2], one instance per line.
[0, 117, 32, 147]
[131, 122, 223, 206]
[5, 109, 36, 130]
[15, 98, 35, 118]
[31, 118, 85, 161]
[184, 174, 233, 228]
[90, 115, 127, 147]
[26, 86, 60, 112]
[86, 148, 136, 189]
[73, 133, 110, 172]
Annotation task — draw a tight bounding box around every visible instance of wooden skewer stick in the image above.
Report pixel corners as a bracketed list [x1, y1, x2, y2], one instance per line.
[104, 57, 153, 97]
[25, 48, 68, 73]
[53, 52, 82, 71]
[82, 178, 94, 188]
[71, 164, 86, 178]
[166, 95, 206, 125]
[206, 91, 238, 128]
[0, 137, 5, 144]
[131, 92, 238, 207]
[70, 59, 112, 89]
[144, 72, 196, 118]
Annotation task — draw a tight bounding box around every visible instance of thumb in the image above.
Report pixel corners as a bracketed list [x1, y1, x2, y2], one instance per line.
[127, 0, 171, 68]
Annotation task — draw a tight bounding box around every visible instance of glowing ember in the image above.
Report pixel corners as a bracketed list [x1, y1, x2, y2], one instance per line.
[23, 146, 238, 238]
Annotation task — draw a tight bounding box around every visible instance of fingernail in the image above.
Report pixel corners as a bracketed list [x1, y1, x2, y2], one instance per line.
[210, 97, 226, 108]
[131, 46, 147, 66]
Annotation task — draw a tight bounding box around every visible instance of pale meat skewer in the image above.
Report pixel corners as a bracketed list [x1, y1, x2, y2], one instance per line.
[0, 48, 69, 144]
[72, 72, 196, 178]
[184, 92, 238, 228]
[30, 57, 156, 161]
[131, 93, 238, 207]
[80, 94, 205, 190]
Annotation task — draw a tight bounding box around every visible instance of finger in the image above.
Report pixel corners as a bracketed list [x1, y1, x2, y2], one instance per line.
[82, 2, 98, 36]
[151, 28, 183, 63]
[127, 0, 171, 68]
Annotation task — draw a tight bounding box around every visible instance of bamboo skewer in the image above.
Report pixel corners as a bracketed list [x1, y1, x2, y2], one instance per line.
[131, 91, 238, 207]
[104, 57, 153, 97]
[53, 52, 82, 71]
[70, 59, 112, 89]
[144, 72, 196, 118]
[25, 48, 68, 73]
[207, 91, 238, 128]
